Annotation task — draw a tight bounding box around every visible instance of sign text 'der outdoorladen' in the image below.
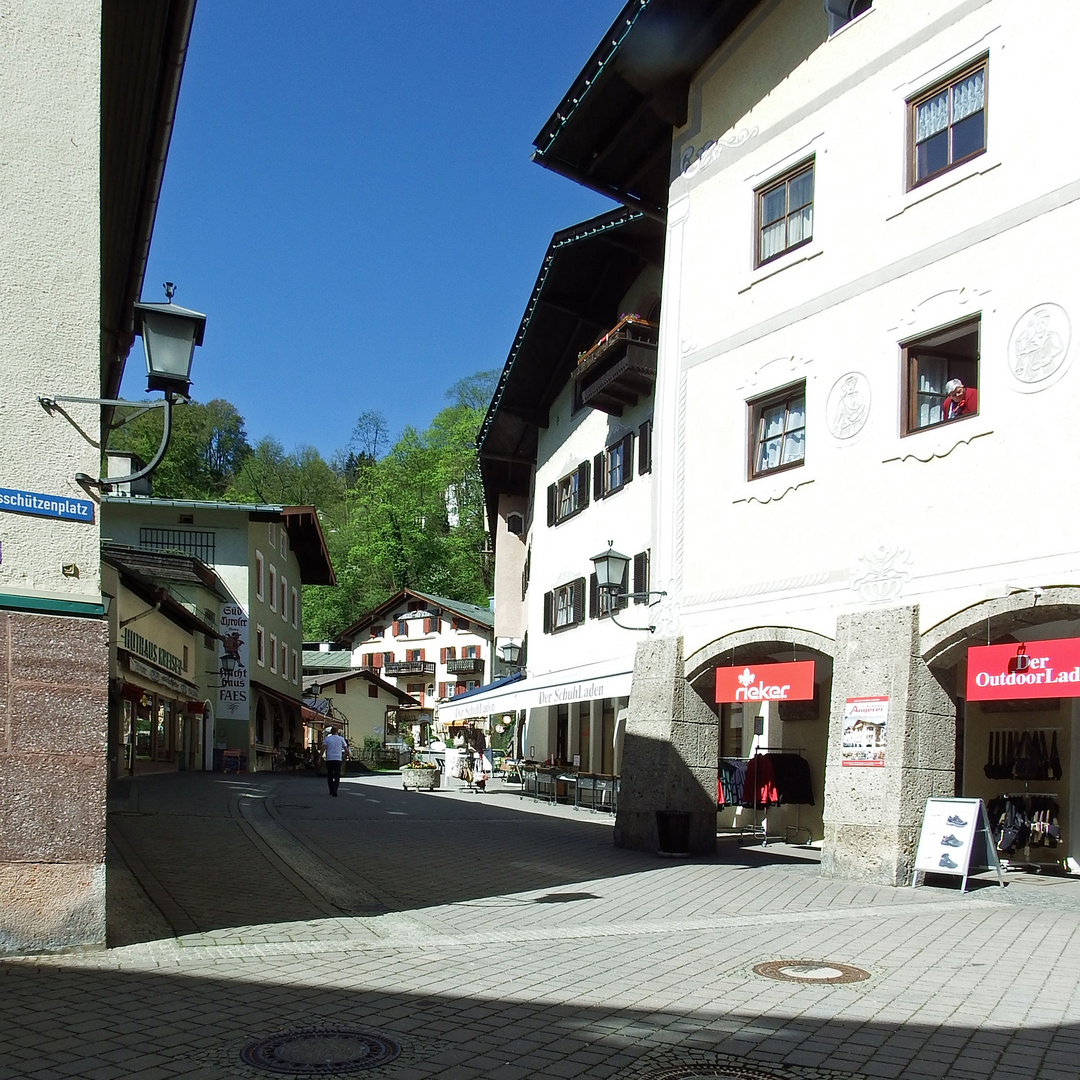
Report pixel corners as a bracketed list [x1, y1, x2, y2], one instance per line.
[966, 638, 1080, 701]
[716, 660, 815, 704]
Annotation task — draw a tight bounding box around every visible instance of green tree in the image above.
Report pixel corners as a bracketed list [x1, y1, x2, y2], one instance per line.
[302, 370, 499, 639]
[106, 397, 250, 499]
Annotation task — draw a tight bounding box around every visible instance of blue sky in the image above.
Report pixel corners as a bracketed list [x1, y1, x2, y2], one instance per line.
[124, 2, 622, 460]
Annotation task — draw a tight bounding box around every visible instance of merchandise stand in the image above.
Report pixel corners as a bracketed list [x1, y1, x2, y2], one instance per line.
[997, 789, 1061, 871]
[737, 746, 811, 847]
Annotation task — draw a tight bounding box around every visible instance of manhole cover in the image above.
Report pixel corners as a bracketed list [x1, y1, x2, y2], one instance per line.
[753, 959, 869, 984]
[240, 1028, 401, 1074]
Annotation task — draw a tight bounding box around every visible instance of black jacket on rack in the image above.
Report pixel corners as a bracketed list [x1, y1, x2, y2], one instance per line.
[740, 753, 814, 808]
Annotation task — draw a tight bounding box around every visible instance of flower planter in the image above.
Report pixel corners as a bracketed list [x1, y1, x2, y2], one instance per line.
[402, 768, 439, 791]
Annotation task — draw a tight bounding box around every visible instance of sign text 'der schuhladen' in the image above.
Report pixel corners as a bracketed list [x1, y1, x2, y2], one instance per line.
[715, 660, 815, 704]
[967, 638, 1080, 701]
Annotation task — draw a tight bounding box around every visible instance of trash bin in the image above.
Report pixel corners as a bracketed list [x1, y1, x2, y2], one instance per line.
[656, 810, 692, 855]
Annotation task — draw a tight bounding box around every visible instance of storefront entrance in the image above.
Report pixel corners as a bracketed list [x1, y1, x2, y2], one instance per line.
[923, 594, 1080, 877]
[687, 631, 835, 846]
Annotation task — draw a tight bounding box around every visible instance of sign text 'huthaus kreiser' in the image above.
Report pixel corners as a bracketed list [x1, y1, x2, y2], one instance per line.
[122, 626, 184, 676]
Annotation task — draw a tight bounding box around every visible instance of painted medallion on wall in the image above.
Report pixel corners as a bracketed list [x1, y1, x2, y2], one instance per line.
[1007, 303, 1071, 392]
[826, 371, 871, 440]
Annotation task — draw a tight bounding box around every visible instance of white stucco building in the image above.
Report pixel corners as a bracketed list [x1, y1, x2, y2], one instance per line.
[524, 0, 1080, 881]
[0, 1, 197, 954]
[336, 589, 494, 742]
[452, 210, 663, 774]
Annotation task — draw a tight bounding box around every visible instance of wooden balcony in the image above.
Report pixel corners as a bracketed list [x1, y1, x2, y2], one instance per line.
[384, 660, 436, 677]
[571, 315, 658, 416]
[446, 657, 484, 675]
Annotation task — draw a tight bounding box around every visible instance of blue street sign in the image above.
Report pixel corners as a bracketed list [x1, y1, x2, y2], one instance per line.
[0, 487, 95, 523]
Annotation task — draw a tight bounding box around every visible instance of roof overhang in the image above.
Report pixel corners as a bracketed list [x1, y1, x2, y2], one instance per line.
[477, 208, 664, 534]
[280, 506, 337, 586]
[101, 0, 198, 401]
[338, 589, 493, 645]
[103, 548, 220, 639]
[532, 0, 766, 218]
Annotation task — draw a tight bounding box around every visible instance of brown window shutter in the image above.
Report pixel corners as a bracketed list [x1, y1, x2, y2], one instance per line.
[440, 647, 447, 664]
[573, 577, 586, 625]
[616, 562, 629, 611]
[578, 460, 590, 509]
[424, 617, 433, 633]
[543, 591, 554, 634]
[638, 420, 652, 475]
[594, 453, 604, 500]
[547, 483, 556, 525]
[373, 652, 383, 667]
[633, 551, 649, 605]
[448, 646, 456, 659]
[384, 651, 394, 663]
[623, 432, 635, 483]
[439, 682, 447, 697]
[589, 573, 599, 619]
[417, 649, 425, 661]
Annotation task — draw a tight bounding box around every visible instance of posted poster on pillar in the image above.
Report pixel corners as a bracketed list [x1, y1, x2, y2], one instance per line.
[841, 696, 888, 766]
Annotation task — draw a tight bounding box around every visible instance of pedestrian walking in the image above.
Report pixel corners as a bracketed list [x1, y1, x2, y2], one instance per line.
[323, 726, 349, 797]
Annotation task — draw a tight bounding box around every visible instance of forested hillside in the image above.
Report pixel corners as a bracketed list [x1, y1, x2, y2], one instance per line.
[107, 371, 499, 639]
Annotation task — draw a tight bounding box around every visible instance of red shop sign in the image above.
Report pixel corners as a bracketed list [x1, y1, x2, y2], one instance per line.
[716, 660, 815, 703]
[966, 638, 1080, 701]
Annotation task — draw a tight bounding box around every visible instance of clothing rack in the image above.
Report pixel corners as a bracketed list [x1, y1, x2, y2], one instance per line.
[737, 747, 811, 847]
[989, 791, 1062, 869]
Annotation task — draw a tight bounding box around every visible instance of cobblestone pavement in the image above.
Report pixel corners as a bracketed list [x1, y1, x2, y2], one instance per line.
[3, 771, 1080, 1080]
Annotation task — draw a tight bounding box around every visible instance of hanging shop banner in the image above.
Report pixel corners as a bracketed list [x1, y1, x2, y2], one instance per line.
[217, 603, 249, 719]
[841, 696, 888, 766]
[966, 638, 1080, 701]
[715, 660, 815, 703]
[912, 797, 1003, 892]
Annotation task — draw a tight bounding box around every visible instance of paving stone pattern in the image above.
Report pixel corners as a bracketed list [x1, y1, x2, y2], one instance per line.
[2, 771, 1080, 1079]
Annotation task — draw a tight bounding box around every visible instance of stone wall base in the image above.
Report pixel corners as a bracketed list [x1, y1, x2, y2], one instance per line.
[615, 636, 718, 855]
[0, 863, 106, 954]
[0, 610, 108, 954]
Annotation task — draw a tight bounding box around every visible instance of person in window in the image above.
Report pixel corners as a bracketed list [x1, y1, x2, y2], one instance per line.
[943, 378, 977, 420]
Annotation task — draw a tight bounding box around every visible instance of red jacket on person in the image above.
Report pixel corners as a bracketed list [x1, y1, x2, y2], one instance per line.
[945, 386, 977, 419]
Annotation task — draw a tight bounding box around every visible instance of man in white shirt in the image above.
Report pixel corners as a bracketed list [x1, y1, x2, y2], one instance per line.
[323, 726, 349, 797]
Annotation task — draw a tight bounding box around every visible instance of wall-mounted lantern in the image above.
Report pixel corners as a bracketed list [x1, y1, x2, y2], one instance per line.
[39, 282, 206, 489]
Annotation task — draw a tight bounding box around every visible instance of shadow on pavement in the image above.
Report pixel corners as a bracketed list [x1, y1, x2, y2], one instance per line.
[0, 956, 1074, 1080]
[106, 772, 826, 947]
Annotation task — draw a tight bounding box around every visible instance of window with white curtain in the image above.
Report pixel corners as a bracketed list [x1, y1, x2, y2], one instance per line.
[910, 59, 986, 187]
[755, 159, 814, 267]
[749, 383, 806, 479]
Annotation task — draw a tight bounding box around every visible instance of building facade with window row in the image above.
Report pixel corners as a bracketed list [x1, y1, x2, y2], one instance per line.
[102, 496, 335, 773]
[527, 0, 1080, 882]
[335, 589, 494, 742]
[0, 1, 197, 954]
[455, 209, 664, 772]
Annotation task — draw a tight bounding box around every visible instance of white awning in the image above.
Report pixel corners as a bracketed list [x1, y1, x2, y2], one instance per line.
[437, 662, 633, 724]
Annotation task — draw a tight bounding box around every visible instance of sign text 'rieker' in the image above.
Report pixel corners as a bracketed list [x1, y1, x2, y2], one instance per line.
[716, 660, 815, 704]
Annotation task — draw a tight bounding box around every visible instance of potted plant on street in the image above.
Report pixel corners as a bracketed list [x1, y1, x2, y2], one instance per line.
[401, 759, 440, 791]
